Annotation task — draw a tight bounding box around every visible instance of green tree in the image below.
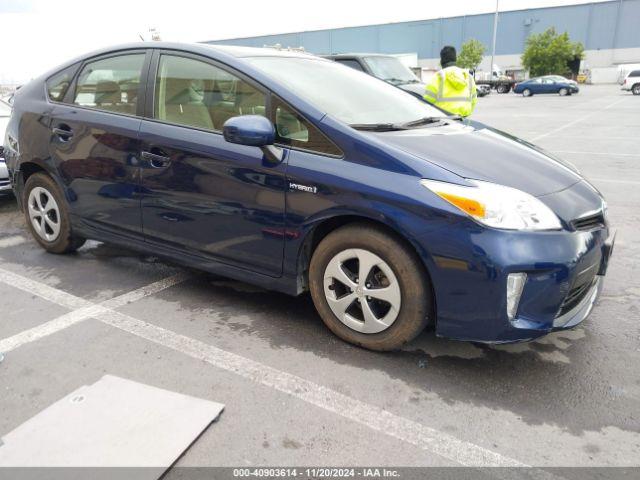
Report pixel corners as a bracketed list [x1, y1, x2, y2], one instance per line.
[521, 27, 585, 77]
[457, 39, 485, 71]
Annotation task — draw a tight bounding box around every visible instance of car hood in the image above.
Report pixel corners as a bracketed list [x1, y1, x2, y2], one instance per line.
[376, 121, 583, 197]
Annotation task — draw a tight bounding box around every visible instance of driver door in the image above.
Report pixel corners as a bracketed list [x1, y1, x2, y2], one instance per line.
[138, 51, 287, 276]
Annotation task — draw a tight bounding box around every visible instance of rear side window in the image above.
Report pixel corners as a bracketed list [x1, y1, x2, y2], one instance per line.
[46, 64, 79, 102]
[271, 96, 342, 157]
[335, 59, 365, 72]
[154, 54, 266, 131]
[630, 70, 640, 77]
[73, 53, 146, 115]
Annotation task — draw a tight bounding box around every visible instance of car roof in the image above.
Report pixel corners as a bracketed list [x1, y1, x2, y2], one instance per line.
[41, 42, 323, 77]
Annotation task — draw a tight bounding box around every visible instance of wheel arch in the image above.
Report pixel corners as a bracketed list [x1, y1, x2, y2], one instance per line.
[14, 161, 51, 209]
[295, 213, 437, 323]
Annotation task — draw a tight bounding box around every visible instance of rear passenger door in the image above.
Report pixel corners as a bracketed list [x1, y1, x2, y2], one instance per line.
[138, 51, 287, 276]
[47, 50, 150, 235]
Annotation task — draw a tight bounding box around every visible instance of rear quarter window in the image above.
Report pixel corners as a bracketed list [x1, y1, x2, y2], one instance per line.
[629, 70, 640, 78]
[46, 63, 80, 102]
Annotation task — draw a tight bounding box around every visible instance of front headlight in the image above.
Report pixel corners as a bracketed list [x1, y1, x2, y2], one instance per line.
[421, 179, 562, 231]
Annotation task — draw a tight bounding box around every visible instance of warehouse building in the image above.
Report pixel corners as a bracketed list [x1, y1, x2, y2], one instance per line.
[204, 0, 640, 83]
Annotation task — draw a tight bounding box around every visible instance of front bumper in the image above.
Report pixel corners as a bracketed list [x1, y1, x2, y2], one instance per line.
[0, 160, 12, 192]
[418, 182, 612, 343]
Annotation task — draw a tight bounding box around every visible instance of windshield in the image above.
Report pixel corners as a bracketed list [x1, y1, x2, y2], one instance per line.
[363, 56, 419, 84]
[246, 57, 442, 125]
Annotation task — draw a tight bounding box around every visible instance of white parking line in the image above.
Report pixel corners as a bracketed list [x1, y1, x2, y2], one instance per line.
[0, 236, 27, 249]
[0, 268, 90, 310]
[0, 267, 546, 470]
[531, 98, 626, 141]
[98, 308, 531, 468]
[0, 270, 188, 353]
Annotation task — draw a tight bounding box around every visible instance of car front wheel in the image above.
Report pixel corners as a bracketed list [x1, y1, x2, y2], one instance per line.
[522, 88, 532, 97]
[559, 88, 569, 96]
[309, 224, 432, 351]
[23, 173, 85, 253]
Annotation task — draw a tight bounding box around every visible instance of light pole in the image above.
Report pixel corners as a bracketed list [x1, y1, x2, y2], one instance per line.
[490, 0, 499, 77]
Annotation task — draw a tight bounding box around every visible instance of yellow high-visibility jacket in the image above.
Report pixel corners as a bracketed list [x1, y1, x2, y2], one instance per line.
[423, 66, 478, 117]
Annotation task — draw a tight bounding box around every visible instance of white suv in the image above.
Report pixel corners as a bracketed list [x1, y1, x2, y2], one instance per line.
[621, 70, 640, 95]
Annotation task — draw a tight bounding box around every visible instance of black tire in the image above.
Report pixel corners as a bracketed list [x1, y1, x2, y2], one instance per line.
[559, 88, 568, 96]
[522, 88, 532, 97]
[23, 173, 85, 254]
[632, 84, 640, 95]
[309, 223, 433, 351]
[497, 84, 509, 94]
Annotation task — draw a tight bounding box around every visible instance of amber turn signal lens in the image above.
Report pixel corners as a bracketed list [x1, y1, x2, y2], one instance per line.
[437, 192, 486, 218]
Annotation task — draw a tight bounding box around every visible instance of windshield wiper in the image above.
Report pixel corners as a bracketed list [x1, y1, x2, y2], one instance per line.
[384, 77, 407, 85]
[397, 115, 464, 129]
[384, 77, 421, 85]
[350, 123, 408, 132]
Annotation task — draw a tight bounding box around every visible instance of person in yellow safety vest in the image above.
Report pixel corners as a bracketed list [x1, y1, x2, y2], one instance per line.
[424, 46, 478, 117]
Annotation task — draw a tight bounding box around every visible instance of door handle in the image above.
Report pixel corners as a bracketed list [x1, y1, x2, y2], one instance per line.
[141, 150, 171, 168]
[52, 125, 73, 141]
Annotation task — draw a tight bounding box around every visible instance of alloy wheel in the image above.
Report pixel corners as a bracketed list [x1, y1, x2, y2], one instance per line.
[27, 186, 61, 242]
[323, 248, 401, 334]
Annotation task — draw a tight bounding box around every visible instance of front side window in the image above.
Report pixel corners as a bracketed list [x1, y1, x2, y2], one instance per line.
[271, 96, 341, 156]
[46, 63, 80, 102]
[73, 54, 145, 115]
[154, 54, 266, 131]
[247, 56, 442, 126]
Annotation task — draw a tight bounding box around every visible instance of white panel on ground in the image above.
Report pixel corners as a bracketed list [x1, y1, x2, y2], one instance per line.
[0, 375, 224, 473]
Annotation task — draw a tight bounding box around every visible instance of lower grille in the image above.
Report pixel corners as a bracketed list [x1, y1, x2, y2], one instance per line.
[556, 278, 596, 317]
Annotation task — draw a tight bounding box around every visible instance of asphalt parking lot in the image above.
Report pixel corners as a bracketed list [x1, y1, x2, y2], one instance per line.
[0, 84, 639, 471]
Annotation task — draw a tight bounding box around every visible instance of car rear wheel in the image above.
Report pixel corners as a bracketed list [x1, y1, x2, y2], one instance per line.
[309, 224, 432, 351]
[559, 88, 569, 96]
[633, 84, 640, 95]
[23, 173, 85, 254]
[522, 88, 532, 97]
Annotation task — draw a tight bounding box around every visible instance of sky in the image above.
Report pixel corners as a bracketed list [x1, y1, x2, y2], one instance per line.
[0, 0, 610, 84]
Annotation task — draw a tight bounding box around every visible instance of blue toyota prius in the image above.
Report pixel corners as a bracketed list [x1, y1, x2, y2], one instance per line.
[3, 43, 614, 350]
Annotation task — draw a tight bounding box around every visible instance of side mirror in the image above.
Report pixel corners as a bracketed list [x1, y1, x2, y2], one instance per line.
[223, 115, 283, 164]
